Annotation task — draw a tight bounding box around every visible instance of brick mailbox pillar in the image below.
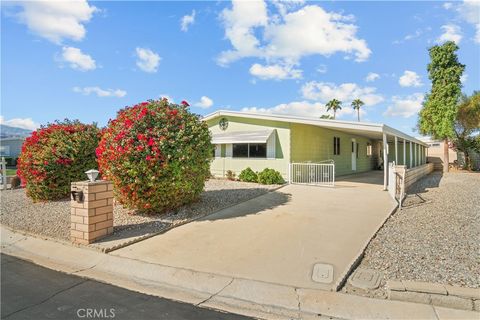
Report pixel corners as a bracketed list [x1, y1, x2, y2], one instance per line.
[70, 180, 114, 244]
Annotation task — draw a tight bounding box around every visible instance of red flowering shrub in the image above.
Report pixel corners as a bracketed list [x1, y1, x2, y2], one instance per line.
[96, 99, 213, 212]
[17, 120, 100, 201]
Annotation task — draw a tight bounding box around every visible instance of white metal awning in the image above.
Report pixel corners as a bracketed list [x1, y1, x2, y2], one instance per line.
[212, 129, 274, 144]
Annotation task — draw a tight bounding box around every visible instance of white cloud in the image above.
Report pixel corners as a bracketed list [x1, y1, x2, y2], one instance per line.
[181, 10, 196, 32]
[241, 100, 365, 120]
[135, 47, 161, 73]
[316, 64, 327, 74]
[218, 1, 371, 68]
[194, 96, 214, 108]
[159, 94, 174, 102]
[436, 24, 462, 44]
[0, 116, 39, 131]
[443, 2, 453, 10]
[365, 72, 380, 82]
[249, 63, 302, 80]
[399, 70, 423, 87]
[383, 93, 424, 118]
[461, 73, 468, 84]
[13, 0, 97, 44]
[301, 81, 384, 106]
[73, 86, 126, 98]
[444, 1, 480, 43]
[60, 46, 96, 71]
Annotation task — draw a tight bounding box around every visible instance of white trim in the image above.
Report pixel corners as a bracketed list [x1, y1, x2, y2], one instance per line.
[214, 144, 221, 158]
[267, 130, 276, 159]
[225, 144, 232, 158]
[203, 110, 428, 147]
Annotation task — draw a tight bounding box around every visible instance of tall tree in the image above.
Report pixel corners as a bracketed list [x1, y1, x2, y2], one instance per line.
[453, 92, 480, 169]
[325, 99, 342, 119]
[418, 41, 465, 172]
[351, 99, 365, 122]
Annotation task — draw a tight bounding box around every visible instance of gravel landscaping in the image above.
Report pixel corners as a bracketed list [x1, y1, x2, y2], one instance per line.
[343, 172, 480, 299]
[1, 179, 281, 247]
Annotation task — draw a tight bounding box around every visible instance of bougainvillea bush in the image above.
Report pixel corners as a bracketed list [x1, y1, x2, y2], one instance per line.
[17, 120, 100, 201]
[96, 99, 213, 213]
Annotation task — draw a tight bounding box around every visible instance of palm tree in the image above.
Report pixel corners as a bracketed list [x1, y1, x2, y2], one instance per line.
[325, 99, 342, 119]
[320, 114, 334, 120]
[351, 99, 365, 122]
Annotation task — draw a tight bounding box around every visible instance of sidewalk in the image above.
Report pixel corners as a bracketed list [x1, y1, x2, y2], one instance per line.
[1, 226, 478, 320]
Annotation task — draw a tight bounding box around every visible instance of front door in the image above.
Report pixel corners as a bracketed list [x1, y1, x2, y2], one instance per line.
[351, 139, 357, 171]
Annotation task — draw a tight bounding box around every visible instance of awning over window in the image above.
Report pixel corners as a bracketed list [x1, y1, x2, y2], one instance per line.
[212, 129, 274, 144]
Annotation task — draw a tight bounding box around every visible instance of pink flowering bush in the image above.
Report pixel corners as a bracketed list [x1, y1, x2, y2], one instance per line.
[96, 99, 213, 213]
[17, 120, 100, 201]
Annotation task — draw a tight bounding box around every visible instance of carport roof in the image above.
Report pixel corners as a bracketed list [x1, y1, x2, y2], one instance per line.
[203, 110, 428, 147]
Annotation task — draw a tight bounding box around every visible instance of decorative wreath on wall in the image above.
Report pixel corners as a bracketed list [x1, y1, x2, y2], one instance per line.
[219, 117, 228, 131]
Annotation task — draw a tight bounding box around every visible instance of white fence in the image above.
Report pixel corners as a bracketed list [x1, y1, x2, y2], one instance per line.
[289, 161, 335, 187]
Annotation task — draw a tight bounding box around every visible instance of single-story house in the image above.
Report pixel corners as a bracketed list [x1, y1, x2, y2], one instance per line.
[0, 137, 24, 159]
[418, 137, 457, 171]
[203, 111, 429, 189]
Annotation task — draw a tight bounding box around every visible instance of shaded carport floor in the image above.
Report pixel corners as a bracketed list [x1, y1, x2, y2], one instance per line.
[112, 172, 396, 291]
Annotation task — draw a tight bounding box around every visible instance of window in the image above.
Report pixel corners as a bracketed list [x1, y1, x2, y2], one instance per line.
[232, 143, 267, 158]
[356, 143, 359, 159]
[366, 143, 372, 156]
[333, 137, 340, 155]
[249, 143, 266, 158]
[233, 144, 249, 157]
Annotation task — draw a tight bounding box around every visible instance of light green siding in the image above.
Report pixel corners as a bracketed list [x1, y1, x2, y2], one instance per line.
[207, 116, 291, 178]
[290, 123, 375, 176]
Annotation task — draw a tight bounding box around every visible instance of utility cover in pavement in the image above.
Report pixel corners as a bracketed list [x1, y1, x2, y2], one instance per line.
[348, 268, 383, 289]
[312, 263, 334, 284]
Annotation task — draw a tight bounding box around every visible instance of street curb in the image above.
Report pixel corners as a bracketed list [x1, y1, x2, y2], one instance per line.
[2, 226, 479, 320]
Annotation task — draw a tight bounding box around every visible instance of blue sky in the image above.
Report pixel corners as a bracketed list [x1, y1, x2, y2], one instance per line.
[1, 0, 479, 136]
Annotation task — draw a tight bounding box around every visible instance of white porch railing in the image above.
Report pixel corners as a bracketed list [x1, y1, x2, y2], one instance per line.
[289, 160, 335, 187]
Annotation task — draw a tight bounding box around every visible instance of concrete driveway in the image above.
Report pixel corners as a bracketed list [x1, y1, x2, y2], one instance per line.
[112, 172, 396, 291]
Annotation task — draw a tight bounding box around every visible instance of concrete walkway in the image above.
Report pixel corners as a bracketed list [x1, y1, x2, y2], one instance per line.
[112, 172, 396, 291]
[2, 227, 478, 320]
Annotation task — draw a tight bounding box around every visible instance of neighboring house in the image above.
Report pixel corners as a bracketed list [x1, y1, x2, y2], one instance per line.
[0, 137, 24, 159]
[418, 137, 457, 171]
[204, 111, 428, 189]
[457, 150, 480, 170]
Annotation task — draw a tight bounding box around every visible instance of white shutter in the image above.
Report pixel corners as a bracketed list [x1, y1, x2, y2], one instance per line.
[214, 144, 221, 158]
[226, 144, 233, 157]
[267, 130, 276, 159]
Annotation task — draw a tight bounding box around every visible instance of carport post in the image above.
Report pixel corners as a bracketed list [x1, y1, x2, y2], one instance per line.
[394, 136, 398, 164]
[383, 133, 388, 191]
[410, 141, 413, 168]
[403, 138, 406, 166]
[414, 143, 417, 167]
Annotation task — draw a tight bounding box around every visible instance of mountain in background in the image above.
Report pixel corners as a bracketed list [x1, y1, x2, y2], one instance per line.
[0, 124, 32, 138]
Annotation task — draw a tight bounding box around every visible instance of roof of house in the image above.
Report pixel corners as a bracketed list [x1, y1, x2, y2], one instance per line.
[0, 137, 26, 142]
[203, 110, 428, 147]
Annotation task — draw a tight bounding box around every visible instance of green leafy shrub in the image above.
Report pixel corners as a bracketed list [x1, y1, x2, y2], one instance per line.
[17, 120, 100, 201]
[226, 170, 236, 181]
[257, 168, 285, 185]
[238, 167, 258, 182]
[4, 157, 18, 167]
[96, 99, 213, 213]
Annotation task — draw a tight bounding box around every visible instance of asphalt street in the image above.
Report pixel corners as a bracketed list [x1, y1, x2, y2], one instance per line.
[1, 254, 251, 320]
